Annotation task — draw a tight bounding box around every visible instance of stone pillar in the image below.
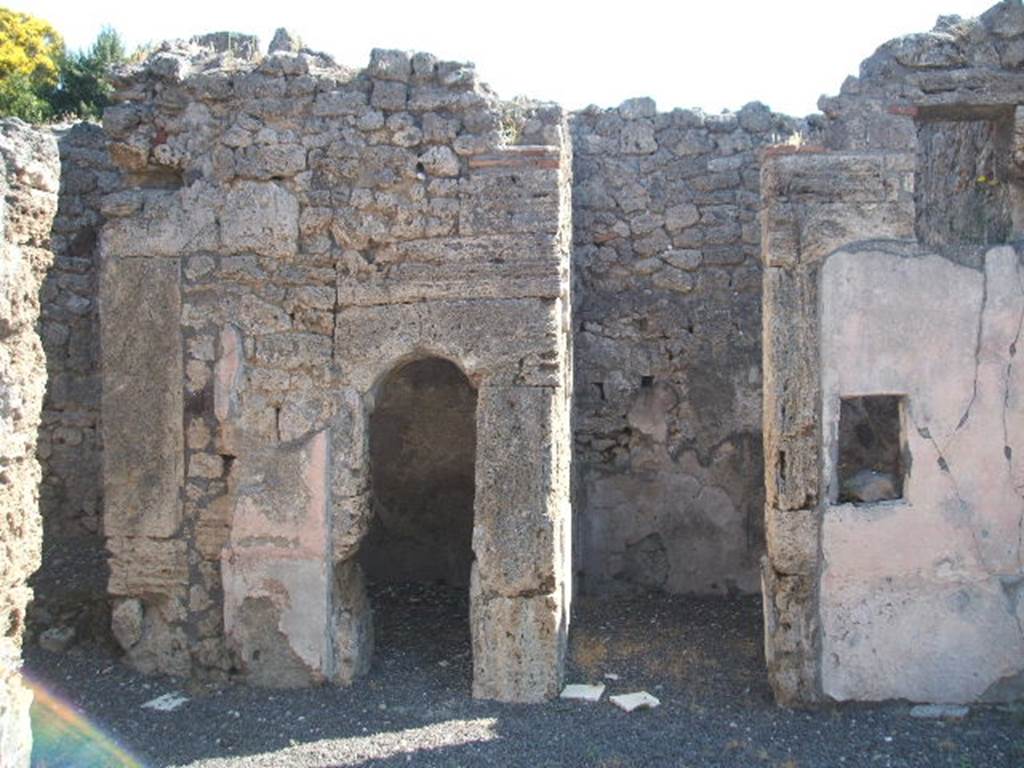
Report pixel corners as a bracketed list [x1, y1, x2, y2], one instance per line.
[759, 149, 914, 706]
[0, 120, 59, 768]
[471, 383, 571, 702]
[100, 193, 189, 677]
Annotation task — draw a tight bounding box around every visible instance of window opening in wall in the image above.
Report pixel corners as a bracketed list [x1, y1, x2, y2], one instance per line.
[837, 395, 905, 504]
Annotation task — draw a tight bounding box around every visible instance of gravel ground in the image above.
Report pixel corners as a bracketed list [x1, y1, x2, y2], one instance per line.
[26, 534, 110, 648]
[24, 588, 1024, 768]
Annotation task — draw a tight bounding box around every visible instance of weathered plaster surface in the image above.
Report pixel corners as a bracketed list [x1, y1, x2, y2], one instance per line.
[819, 246, 1024, 702]
[223, 430, 336, 686]
[761, 0, 1024, 706]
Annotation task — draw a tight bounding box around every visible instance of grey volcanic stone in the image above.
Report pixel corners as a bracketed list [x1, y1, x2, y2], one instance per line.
[268, 28, 301, 53]
[0, 119, 59, 768]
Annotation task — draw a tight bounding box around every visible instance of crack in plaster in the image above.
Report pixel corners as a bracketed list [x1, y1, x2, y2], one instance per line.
[919, 252, 1024, 599]
[908, 408, 993, 575]
[1003, 257, 1024, 577]
[1008, 581, 1024, 643]
[331, 281, 340, 366]
[919, 251, 1024, 648]
[953, 269, 987, 437]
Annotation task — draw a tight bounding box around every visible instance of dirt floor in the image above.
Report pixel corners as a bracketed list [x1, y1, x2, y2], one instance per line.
[23, 587, 1024, 768]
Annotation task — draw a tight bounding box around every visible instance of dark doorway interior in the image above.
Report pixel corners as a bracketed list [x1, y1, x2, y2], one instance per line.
[361, 357, 478, 685]
[363, 357, 477, 586]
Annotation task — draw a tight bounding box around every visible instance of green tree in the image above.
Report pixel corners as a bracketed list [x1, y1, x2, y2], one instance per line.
[48, 26, 127, 119]
[0, 7, 63, 121]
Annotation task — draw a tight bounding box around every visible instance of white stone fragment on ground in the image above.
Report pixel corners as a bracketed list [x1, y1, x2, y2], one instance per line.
[609, 691, 660, 712]
[559, 683, 606, 702]
[910, 704, 969, 719]
[141, 692, 189, 712]
[603, 672, 620, 681]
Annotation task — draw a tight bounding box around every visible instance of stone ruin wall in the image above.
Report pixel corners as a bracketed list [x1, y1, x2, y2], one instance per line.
[21, 124, 115, 651]
[0, 121, 59, 768]
[570, 99, 800, 595]
[97, 36, 573, 702]
[37, 123, 112, 540]
[7, 0, 1024, 711]
[29, 41, 819, 607]
[35, 61, 809, 604]
[761, 0, 1024, 705]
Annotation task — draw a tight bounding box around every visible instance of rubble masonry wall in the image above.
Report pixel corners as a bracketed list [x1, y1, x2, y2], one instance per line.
[570, 100, 797, 595]
[98, 38, 573, 703]
[0, 120, 59, 768]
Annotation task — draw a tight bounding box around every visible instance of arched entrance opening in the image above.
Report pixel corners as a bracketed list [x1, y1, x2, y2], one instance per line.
[362, 356, 477, 680]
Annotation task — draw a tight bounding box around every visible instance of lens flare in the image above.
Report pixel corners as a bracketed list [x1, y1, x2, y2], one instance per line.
[24, 675, 143, 768]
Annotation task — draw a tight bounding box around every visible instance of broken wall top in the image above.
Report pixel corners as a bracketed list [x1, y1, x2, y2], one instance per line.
[102, 36, 567, 185]
[99, 33, 573, 305]
[820, 0, 1024, 150]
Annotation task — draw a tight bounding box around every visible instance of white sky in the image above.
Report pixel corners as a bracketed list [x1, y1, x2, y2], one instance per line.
[16, 0, 998, 116]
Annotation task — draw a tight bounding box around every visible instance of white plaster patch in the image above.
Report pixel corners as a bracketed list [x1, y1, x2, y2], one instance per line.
[559, 683, 605, 702]
[609, 691, 660, 712]
[819, 247, 1024, 703]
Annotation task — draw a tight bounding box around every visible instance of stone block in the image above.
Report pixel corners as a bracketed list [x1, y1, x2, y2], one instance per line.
[368, 49, 411, 82]
[459, 166, 563, 236]
[337, 235, 564, 305]
[761, 562, 818, 707]
[235, 144, 307, 180]
[333, 298, 565, 388]
[473, 385, 562, 597]
[122, 598, 191, 677]
[101, 186, 218, 258]
[254, 332, 332, 370]
[330, 558, 373, 684]
[101, 257, 183, 538]
[764, 505, 819, 576]
[760, 152, 914, 267]
[370, 80, 408, 111]
[762, 266, 821, 512]
[220, 182, 299, 258]
[111, 598, 144, 649]
[470, 588, 564, 703]
[313, 91, 369, 116]
[107, 536, 188, 597]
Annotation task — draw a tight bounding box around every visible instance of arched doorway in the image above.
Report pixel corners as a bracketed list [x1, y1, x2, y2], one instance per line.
[361, 356, 477, 679]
